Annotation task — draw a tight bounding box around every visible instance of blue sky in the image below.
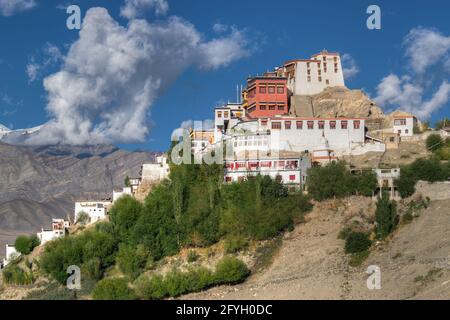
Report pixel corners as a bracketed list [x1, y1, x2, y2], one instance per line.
[0, 0, 449, 151]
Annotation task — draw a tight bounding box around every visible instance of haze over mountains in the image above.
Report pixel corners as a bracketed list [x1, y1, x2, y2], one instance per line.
[0, 139, 158, 257]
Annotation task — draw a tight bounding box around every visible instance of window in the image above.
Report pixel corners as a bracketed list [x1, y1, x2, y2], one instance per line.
[341, 120, 348, 129]
[285, 121, 292, 129]
[353, 120, 361, 129]
[334, 68, 338, 73]
[276, 175, 282, 182]
[269, 105, 276, 110]
[225, 177, 232, 182]
[318, 77, 322, 82]
[261, 119, 268, 126]
[405, 129, 409, 134]
[318, 121, 325, 129]
[260, 105, 267, 110]
[307, 62, 310, 68]
[326, 79, 330, 85]
[296, 121, 303, 129]
[272, 122, 282, 130]
[307, 121, 314, 129]
[259, 86, 267, 93]
[330, 121, 336, 129]
[323, 56, 326, 61]
[307, 69, 311, 75]
[318, 70, 321, 75]
[389, 137, 395, 142]
[289, 175, 296, 181]
[224, 111, 229, 118]
[278, 105, 284, 110]
[307, 76, 311, 82]
[277, 86, 284, 94]
[217, 111, 222, 118]
[394, 119, 407, 126]
[268, 86, 275, 94]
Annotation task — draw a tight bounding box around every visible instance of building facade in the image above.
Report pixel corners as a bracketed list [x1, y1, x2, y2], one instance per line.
[280, 50, 346, 96]
[74, 200, 111, 223]
[393, 115, 417, 137]
[242, 76, 288, 118]
[141, 155, 170, 182]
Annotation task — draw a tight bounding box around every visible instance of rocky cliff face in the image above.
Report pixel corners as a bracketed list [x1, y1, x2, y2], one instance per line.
[0, 142, 159, 257]
[290, 86, 385, 119]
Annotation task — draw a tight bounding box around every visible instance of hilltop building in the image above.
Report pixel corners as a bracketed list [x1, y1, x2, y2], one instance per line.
[141, 155, 170, 182]
[393, 115, 418, 137]
[37, 219, 70, 245]
[74, 200, 112, 223]
[1, 245, 19, 268]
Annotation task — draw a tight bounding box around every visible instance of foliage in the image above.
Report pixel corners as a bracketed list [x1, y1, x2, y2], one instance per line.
[187, 250, 199, 263]
[426, 134, 444, 152]
[224, 235, 248, 254]
[435, 118, 449, 130]
[109, 196, 143, 243]
[344, 232, 372, 254]
[375, 194, 398, 239]
[306, 162, 377, 200]
[116, 244, 150, 279]
[91, 278, 135, 300]
[124, 176, 131, 187]
[76, 211, 90, 225]
[14, 234, 40, 255]
[349, 250, 370, 267]
[2, 264, 33, 285]
[214, 256, 250, 285]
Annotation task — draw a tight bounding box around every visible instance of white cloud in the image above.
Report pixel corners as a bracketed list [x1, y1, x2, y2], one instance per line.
[341, 53, 359, 80]
[26, 43, 62, 82]
[0, 0, 36, 17]
[374, 27, 450, 119]
[120, 0, 169, 19]
[213, 23, 228, 34]
[23, 7, 249, 145]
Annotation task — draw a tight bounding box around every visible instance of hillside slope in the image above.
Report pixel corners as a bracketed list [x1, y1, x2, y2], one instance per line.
[185, 184, 450, 300]
[0, 142, 158, 258]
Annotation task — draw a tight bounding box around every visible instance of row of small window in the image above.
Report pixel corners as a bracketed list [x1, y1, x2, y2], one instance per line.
[394, 119, 407, 126]
[225, 175, 297, 182]
[249, 86, 285, 95]
[306, 65, 339, 75]
[267, 120, 361, 130]
[307, 77, 331, 84]
[248, 104, 285, 113]
[216, 111, 229, 118]
[226, 160, 299, 169]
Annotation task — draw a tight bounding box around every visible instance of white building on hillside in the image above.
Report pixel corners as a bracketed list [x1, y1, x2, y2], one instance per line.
[36, 219, 69, 245]
[393, 115, 417, 137]
[228, 116, 378, 157]
[2, 245, 20, 268]
[214, 103, 245, 144]
[280, 50, 346, 96]
[141, 155, 170, 182]
[74, 200, 112, 223]
[113, 187, 133, 203]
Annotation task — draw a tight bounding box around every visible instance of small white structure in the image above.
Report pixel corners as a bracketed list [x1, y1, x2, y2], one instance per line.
[36, 218, 70, 245]
[280, 50, 346, 96]
[393, 115, 417, 137]
[2, 244, 20, 268]
[141, 155, 170, 182]
[128, 178, 141, 193]
[74, 200, 111, 223]
[214, 103, 245, 144]
[113, 187, 133, 203]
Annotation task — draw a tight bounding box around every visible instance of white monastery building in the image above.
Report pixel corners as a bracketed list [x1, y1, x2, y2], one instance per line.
[393, 115, 417, 137]
[2, 244, 19, 268]
[37, 218, 70, 245]
[74, 200, 112, 223]
[279, 50, 346, 96]
[141, 155, 170, 182]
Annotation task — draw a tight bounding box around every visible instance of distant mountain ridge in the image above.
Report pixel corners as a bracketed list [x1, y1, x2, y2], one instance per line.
[0, 141, 159, 257]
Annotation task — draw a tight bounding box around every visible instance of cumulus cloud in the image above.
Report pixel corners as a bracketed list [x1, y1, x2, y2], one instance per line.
[120, 0, 169, 19]
[26, 43, 62, 82]
[374, 27, 450, 119]
[341, 53, 359, 80]
[0, 0, 36, 16]
[23, 7, 249, 145]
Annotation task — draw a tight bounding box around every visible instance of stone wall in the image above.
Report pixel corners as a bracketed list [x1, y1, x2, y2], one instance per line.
[415, 181, 450, 201]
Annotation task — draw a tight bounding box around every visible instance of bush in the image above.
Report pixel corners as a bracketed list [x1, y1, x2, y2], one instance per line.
[224, 236, 248, 254]
[344, 232, 372, 254]
[134, 274, 168, 300]
[214, 257, 250, 285]
[2, 264, 33, 285]
[426, 134, 444, 152]
[116, 244, 150, 279]
[14, 235, 40, 255]
[91, 278, 135, 300]
[375, 194, 398, 239]
[76, 211, 90, 225]
[187, 250, 199, 263]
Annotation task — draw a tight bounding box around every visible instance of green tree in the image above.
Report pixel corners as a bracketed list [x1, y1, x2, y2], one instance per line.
[14, 235, 40, 255]
[375, 193, 398, 239]
[344, 232, 372, 254]
[214, 257, 250, 285]
[116, 244, 150, 279]
[124, 176, 131, 187]
[109, 196, 143, 242]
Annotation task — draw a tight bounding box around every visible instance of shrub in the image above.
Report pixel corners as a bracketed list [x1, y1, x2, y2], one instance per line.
[426, 134, 444, 152]
[109, 196, 143, 242]
[134, 274, 168, 300]
[76, 211, 90, 225]
[2, 264, 33, 285]
[116, 244, 150, 279]
[14, 235, 40, 255]
[187, 250, 199, 263]
[344, 232, 372, 254]
[91, 278, 135, 300]
[224, 236, 248, 254]
[214, 257, 250, 285]
[375, 194, 398, 239]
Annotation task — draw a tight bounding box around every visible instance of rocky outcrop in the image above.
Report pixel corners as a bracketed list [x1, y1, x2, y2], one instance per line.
[290, 86, 385, 119]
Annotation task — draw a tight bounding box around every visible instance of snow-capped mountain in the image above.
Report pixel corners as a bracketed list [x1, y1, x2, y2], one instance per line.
[0, 123, 43, 144]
